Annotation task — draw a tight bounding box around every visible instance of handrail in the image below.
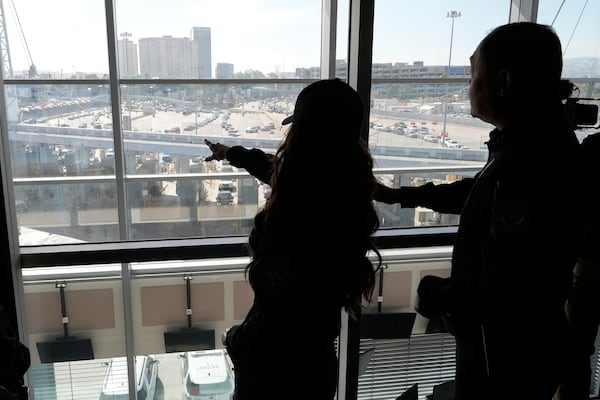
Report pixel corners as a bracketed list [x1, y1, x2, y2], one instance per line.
[21, 243, 453, 283]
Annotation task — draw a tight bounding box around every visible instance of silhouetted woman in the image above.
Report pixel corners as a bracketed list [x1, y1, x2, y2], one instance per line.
[217, 79, 382, 399]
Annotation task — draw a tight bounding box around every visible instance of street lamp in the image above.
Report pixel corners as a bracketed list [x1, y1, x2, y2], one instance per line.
[122, 85, 132, 130]
[442, 10, 461, 144]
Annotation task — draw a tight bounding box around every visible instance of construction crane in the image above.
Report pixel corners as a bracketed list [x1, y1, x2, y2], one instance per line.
[0, 0, 40, 123]
[0, 0, 38, 79]
[0, 0, 13, 79]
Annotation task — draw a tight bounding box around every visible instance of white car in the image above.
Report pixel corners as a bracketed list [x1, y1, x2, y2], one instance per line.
[422, 134, 439, 143]
[179, 349, 235, 400]
[444, 138, 462, 148]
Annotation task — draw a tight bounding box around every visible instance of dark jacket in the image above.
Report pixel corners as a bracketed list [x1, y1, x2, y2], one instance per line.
[223, 146, 346, 400]
[414, 121, 582, 399]
[579, 132, 600, 266]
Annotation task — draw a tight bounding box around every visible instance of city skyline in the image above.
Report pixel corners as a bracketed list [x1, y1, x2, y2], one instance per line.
[3, 0, 599, 77]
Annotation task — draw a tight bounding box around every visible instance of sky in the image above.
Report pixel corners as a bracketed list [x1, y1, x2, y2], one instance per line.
[3, 0, 599, 76]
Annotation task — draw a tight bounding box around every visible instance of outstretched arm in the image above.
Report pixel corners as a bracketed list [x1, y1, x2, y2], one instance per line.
[374, 179, 475, 215]
[204, 139, 275, 184]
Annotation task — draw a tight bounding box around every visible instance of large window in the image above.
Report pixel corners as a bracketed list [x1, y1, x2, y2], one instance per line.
[2, 1, 600, 400]
[3, 0, 326, 245]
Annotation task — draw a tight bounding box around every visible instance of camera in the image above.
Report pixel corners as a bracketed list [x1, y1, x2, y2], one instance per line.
[564, 97, 600, 129]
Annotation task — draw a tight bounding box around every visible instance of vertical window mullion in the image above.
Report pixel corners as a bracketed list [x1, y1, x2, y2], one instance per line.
[104, 0, 129, 241]
[347, 0, 374, 144]
[321, 0, 338, 79]
[340, 2, 375, 399]
[104, 2, 136, 400]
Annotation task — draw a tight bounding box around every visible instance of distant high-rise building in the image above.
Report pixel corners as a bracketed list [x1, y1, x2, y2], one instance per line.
[137, 28, 211, 79]
[215, 63, 234, 79]
[117, 34, 139, 78]
[138, 36, 194, 79]
[192, 27, 212, 79]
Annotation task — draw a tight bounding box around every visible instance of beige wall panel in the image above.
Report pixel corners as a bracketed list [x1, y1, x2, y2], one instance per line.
[365, 270, 412, 312]
[141, 282, 225, 326]
[25, 289, 115, 334]
[25, 292, 61, 334]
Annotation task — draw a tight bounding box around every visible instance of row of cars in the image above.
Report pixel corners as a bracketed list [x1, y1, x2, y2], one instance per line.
[99, 349, 235, 400]
[224, 121, 277, 137]
[372, 121, 470, 148]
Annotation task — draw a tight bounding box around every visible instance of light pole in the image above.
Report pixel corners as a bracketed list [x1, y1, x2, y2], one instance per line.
[442, 10, 461, 144]
[122, 85, 132, 130]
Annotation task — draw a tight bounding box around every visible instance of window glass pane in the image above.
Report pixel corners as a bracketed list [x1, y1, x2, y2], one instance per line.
[118, 82, 299, 241]
[119, 83, 292, 146]
[11, 81, 313, 244]
[538, 0, 600, 154]
[4, 0, 109, 79]
[2, 1, 523, 244]
[114, 0, 321, 79]
[372, 1, 508, 76]
[538, 0, 600, 142]
[9, 84, 114, 178]
[538, 0, 600, 78]
[336, 0, 349, 77]
[369, 1, 507, 230]
[7, 83, 118, 244]
[16, 182, 118, 244]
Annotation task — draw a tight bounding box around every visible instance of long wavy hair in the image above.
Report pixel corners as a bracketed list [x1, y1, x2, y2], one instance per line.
[246, 90, 382, 318]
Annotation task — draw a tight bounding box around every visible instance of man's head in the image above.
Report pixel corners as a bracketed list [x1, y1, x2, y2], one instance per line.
[469, 22, 569, 127]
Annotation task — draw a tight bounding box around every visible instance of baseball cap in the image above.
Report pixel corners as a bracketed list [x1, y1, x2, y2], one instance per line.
[281, 78, 364, 131]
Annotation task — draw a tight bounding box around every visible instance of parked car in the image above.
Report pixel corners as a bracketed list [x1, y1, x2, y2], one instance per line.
[444, 138, 462, 148]
[216, 191, 234, 206]
[99, 355, 160, 400]
[406, 126, 421, 138]
[218, 180, 236, 192]
[179, 349, 235, 400]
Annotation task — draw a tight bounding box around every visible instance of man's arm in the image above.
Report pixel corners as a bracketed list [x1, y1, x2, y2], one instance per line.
[374, 178, 475, 215]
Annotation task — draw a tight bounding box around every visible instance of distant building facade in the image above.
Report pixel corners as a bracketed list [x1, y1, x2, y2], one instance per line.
[296, 60, 470, 100]
[117, 38, 139, 78]
[139, 36, 193, 78]
[138, 27, 212, 79]
[192, 27, 212, 79]
[215, 63, 234, 79]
